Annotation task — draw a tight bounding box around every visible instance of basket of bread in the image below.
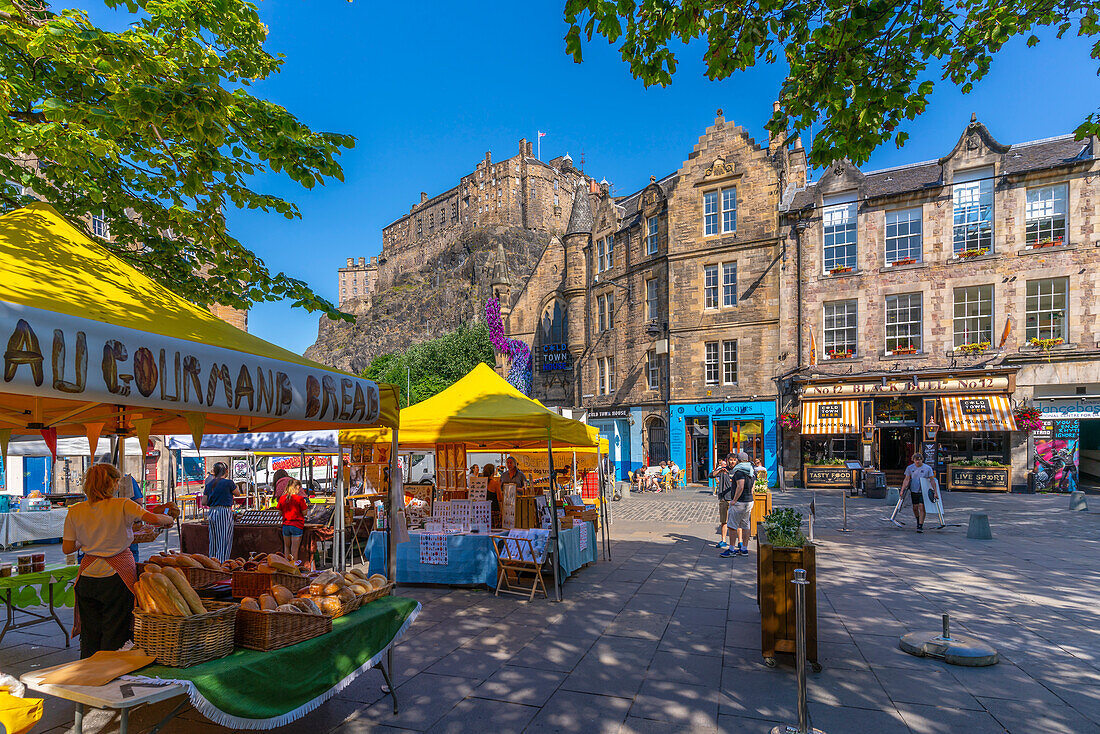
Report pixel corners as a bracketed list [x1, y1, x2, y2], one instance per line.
[297, 567, 391, 618]
[132, 567, 238, 668]
[235, 584, 333, 650]
[229, 553, 313, 598]
[143, 552, 231, 589]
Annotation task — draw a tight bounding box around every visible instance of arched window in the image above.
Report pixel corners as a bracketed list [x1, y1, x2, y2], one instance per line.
[647, 417, 669, 463]
[541, 300, 567, 344]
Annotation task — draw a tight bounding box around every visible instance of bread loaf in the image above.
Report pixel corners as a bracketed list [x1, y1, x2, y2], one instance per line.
[161, 566, 207, 615]
[267, 555, 298, 574]
[349, 583, 369, 596]
[292, 598, 322, 615]
[240, 597, 260, 611]
[347, 567, 369, 580]
[336, 587, 355, 604]
[368, 574, 387, 587]
[176, 555, 202, 569]
[275, 603, 301, 613]
[271, 585, 294, 605]
[259, 594, 278, 611]
[193, 554, 221, 570]
[317, 596, 342, 615]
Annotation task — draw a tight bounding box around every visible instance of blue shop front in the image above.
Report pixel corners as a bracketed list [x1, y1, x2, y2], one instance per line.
[588, 408, 633, 482]
[669, 401, 778, 486]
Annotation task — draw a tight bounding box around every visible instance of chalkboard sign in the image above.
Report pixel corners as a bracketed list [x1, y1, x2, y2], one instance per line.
[804, 466, 854, 488]
[922, 442, 936, 464]
[818, 403, 841, 419]
[960, 398, 992, 415]
[947, 465, 1010, 492]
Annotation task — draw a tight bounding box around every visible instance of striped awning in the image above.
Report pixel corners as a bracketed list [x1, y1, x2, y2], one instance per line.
[800, 399, 860, 434]
[940, 395, 1017, 432]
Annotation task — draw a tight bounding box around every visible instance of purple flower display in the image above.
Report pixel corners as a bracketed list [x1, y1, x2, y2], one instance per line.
[485, 298, 532, 395]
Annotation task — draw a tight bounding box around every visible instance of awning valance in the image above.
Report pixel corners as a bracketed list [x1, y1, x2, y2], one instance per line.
[800, 400, 859, 434]
[939, 395, 1017, 432]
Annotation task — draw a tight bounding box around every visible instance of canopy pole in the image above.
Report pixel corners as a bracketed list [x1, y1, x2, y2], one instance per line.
[597, 445, 611, 562]
[335, 451, 346, 572]
[547, 433, 563, 602]
[387, 430, 400, 585]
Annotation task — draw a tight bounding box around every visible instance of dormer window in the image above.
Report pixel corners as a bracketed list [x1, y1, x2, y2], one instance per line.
[952, 167, 993, 255]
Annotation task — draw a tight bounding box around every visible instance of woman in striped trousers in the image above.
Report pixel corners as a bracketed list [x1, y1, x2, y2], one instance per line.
[203, 462, 239, 561]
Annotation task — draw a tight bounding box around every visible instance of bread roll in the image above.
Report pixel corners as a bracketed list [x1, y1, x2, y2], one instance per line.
[369, 577, 388, 590]
[348, 567, 369, 580]
[275, 603, 301, 613]
[342, 572, 361, 586]
[367, 574, 388, 587]
[349, 583, 369, 596]
[271, 585, 293, 606]
[161, 566, 206, 615]
[318, 596, 342, 615]
[240, 597, 260, 611]
[336, 587, 355, 604]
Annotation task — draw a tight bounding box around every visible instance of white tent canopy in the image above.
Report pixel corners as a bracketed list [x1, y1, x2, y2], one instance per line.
[164, 431, 339, 453]
[7, 435, 144, 457]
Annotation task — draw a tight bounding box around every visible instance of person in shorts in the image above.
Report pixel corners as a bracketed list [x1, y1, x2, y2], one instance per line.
[277, 478, 308, 561]
[721, 451, 756, 557]
[900, 453, 935, 532]
[710, 458, 730, 548]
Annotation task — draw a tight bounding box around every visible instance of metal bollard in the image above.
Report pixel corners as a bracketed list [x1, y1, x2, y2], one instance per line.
[838, 491, 852, 533]
[771, 569, 825, 734]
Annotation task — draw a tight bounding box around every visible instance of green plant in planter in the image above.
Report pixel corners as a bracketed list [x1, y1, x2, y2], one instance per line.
[816, 457, 846, 466]
[763, 507, 806, 548]
[953, 459, 1008, 467]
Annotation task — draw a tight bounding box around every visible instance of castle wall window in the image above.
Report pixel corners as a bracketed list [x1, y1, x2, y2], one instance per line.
[416, 218, 422, 237]
[554, 194, 559, 207]
[1025, 183, 1067, 246]
[885, 208, 922, 264]
[824, 300, 858, 357]
[647, 350, 659, 390]
[952, 168, 993, 254]
[822, 195, 857, 271]
[722, 340, 738, 385]
[1026, 277, 1068, 342]
[885, 293, 922, 354]
[722, 262, 737, 307]
[953, 285, 993, 347]
[704, 265, 719, 310]
[647, 215, 659, 254]
[646, 278, 659, 322]
[704, 342, 719, 385]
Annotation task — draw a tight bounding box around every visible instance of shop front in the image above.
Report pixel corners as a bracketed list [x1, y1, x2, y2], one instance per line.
[588, 407, 632, 482]
[1033, 396, 1100, 491]
[669, 401, 777, 486]
[795, 370, 1018, 491]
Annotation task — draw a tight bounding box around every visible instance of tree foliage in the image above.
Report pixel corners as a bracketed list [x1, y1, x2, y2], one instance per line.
[0, 0, 354, 318]
[564, 0, 1100, 166]
[361, 323, 496, 408]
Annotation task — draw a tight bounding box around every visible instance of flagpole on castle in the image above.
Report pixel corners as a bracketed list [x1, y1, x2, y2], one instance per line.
[537, 130, 546, 160]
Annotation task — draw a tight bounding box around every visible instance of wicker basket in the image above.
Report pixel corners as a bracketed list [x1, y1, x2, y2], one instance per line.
[231, 570, 312, 599]
[138, 563, 230, 590]
[133, 601, 239, 668]
[132, 526, 163, 544]
[329, 594, 362, 619]
[234, 607, 332, 651]
[357, 582, 394, 606]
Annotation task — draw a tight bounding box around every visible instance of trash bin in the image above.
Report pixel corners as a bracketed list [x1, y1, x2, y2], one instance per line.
[864, 470, 887, 499]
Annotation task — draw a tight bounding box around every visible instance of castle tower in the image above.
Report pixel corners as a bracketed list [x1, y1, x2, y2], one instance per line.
[562, 186, 592, 406]
[487, 239, 513, 317]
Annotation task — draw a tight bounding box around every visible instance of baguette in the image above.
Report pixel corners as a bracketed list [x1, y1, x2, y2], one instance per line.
[192, 554, 221, 570]
[153, 554, 178, 567]
[133, 580, 157, 613]
[141, 572, 188, 616]
[175, 555, 202, 569]
[161, 566, 206, 615]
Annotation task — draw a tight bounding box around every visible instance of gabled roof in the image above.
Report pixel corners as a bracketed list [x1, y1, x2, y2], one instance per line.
[615, 173, 678, 223]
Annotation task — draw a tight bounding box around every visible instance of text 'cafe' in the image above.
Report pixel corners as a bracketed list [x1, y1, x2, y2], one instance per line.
[792, 369, 1019, 492]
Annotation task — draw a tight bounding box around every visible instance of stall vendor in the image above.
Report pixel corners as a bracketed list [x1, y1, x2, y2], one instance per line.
[62, 463, 175, 658]
[204, 462, 240, 561]
[502, 456, 527, 490]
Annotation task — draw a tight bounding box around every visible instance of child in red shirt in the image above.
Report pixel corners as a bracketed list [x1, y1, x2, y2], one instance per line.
[277, 479, 308, 562]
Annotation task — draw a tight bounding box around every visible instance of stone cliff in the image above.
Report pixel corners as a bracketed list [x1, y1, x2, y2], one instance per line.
[305, 225, 550, 374]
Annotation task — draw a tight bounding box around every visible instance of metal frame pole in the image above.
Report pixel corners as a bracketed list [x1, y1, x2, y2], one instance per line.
[547, 433, 562, 602]
[387, 430, 400, 585]
[597, 445, 611, 562]
[770, 568, 823, 734]
[335, 451, 346, 572]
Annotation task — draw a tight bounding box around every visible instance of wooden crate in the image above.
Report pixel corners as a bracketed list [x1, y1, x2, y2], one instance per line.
[756, 530, 819, 670]
[749, 492, 772, 540]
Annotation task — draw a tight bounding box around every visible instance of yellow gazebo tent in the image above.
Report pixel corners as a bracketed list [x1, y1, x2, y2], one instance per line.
[340, 363, 598, 449]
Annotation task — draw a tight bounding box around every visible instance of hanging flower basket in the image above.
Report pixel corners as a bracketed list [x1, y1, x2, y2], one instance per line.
[956, 341, 990, 356]
[957, 248, 989, 259]
[1013, 406, 1043, 432]
[779, 412, 801, 431]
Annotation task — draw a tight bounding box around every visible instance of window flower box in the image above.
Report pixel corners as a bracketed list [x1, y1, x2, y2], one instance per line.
[1026, 236, 1063, 250]
[826, 350, 854, 360]
[828, 266, 853, 275]
[956, 341, 991, 356]
[889, 346, 918, 355]
[887, 257, 917, 267]
[1028, 337, 1064, 352]
[956, 248, 989, 259]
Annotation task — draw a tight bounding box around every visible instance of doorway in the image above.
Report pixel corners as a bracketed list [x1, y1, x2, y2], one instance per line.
[879, 427, 917, 482]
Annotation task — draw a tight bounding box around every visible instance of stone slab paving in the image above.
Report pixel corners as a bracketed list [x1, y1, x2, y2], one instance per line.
[0, 489, 1098, 732]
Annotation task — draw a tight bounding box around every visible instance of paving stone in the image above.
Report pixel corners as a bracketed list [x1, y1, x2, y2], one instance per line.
[473, 665, 566, 706]
[426, 647, 508, 681]
[357, 672, 478, 731]
[895, 702, 1008, 734]
[874, 667, 983, 710]
[644, 650, 723, 688]
[978, 695, 1100, 734]
[605, 610, 670, 641]
[629, 679, 721, 728]
[657, 622, 725, 656]
[427, 697, 538, 734]
[524, 690, 632, 734]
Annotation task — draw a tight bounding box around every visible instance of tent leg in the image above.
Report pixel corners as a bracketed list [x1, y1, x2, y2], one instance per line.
[597, 447, 611, 563]
[334, 452, 345, 572]
[387, 430, 400, 585]
[547, 436, 562, 602]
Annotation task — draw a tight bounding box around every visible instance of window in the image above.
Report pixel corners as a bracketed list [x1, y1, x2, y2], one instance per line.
[952, 285, 993, 347]
[885, 208, 922, 264]
[597, 357, 615, 395]
[541, 301, 567, 343]
[885, 293, 922, 354]
[606, 293, 614, 329]
[722, 340, 738, 385]
[704, 190, 719, 235]
[952, 170, 993, 254]
[429, 212, 434, 232]
[606, 235, 614, 269]
[597, 294, 607, 332]
[596, 238, 605, 274]
[646, 278, 658, 321]
[823, 300, 858, 357]
[704, 265, 719, 309]
[822, 201, 857, 271]
[596, 293, 614, 331]
[1026, 278, 1068, 342]
[647, 215, 659, 254]
[416, 218, 422, 236]
[607, 356, 616, 393]
[647, 350, 659, 390]
[598, 358, 607, 395]
[91, 213, 109, 239]
[722, 263, 737, 307]
[722, 187, 737, 233]
[704, 342, 719, 385]
[1025, 184, 1068, 246]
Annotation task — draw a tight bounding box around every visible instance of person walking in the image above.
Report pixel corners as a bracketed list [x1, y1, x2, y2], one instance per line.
[277, 478, 308, 563]
[721, 452, 756, 557]
[900, 453, 937, 533]
[204, 462, 239, 561]
[710, 458, 732, 549]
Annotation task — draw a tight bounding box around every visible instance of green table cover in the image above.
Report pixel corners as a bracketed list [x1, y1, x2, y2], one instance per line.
[131, 596, 420, 729]
[0, 565, 77, 608]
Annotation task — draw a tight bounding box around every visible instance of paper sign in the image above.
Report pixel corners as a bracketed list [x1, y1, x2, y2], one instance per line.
[578, 522, 589, 552]
[425, 520, 442, 534]
[469, 477, 488, 502]
[535, 494, 552, 530]
[472, 501, 491, 527]
[502, 483, 517, 529]
[419, 533, 448, 565]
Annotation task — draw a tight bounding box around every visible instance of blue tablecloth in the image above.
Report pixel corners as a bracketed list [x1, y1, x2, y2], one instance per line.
[366, 521, 598, 588]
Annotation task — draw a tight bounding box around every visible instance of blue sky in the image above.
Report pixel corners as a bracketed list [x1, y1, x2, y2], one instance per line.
[77, 1, 1100, 355]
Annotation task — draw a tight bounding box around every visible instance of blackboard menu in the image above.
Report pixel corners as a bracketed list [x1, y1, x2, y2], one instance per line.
[804, 466, 853, 488]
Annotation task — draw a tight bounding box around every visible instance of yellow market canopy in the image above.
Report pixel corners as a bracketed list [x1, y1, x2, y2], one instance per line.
[0, 203, 398, 436]
[340, 363, 599, 449]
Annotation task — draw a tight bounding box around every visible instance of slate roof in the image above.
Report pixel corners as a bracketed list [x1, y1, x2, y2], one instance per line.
[785, 133, 1095, 212]
[565, 186, 593, 236]
[614, 173, 679, 226]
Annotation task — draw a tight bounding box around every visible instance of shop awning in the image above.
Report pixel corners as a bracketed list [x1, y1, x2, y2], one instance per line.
[0, 203, 399, 435]
[800, 399, 859, 434]
[939, 395, 1017, 432]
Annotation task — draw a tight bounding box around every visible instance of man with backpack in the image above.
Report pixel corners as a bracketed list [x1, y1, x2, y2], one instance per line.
[721, 452, 756, 557]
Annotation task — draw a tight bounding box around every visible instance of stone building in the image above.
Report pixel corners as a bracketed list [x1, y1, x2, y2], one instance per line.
[778, 116, 1100, 492]
[338, 256, 378, 304]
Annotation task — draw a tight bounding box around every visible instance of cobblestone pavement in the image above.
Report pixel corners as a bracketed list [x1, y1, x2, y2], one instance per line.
[1, 490, 1098, 733]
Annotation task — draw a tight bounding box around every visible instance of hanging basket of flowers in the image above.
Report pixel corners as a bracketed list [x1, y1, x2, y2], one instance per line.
[779, 412, 801, 431]
[1013, 406, 1043, 432]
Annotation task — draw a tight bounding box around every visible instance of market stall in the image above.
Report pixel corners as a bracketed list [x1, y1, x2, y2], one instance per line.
[341, 363, 604, 600]
[0, 203, 410, 728]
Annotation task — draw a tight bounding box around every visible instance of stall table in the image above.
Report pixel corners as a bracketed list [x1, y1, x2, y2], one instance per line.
[179, 521, 329, 569]
[0, 565, 77, 646]
[22, 596, 420, 731]
[2, 509, 68, 548]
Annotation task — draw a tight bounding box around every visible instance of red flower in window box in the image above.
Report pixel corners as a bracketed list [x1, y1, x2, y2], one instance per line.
[1029, 236, 1063, 249]
[892, 345, 917, 355]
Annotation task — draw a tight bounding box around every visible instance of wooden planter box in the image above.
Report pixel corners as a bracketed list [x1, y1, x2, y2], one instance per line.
[756, 530, 819, 670]
[947, 465, 1011, 492]
[749, 492, 772, 539]
[803, 465, 854, 489]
